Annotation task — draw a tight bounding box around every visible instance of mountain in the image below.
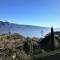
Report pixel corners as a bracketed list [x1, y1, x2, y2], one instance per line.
[0, 21, 60, 37]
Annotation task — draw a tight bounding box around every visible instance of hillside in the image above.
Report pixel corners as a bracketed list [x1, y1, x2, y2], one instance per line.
[0, 27, 60, 60]
[33, 49, 60, 60]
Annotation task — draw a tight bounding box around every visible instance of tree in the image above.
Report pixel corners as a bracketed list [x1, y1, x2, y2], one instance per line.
[26, 37, 33, 55]
[23, 42, 30, 54]
[51, 27, 55, 50]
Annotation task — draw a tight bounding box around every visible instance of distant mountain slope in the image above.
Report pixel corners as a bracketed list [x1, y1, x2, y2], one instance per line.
[0, 21, 59, 37]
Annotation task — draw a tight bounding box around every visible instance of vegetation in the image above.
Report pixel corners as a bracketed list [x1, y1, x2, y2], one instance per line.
[0, 27, 60, 60]
[51, 27, 55, 50]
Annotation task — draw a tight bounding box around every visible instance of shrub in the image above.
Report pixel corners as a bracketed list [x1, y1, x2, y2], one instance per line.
[16, 50, 32, 60]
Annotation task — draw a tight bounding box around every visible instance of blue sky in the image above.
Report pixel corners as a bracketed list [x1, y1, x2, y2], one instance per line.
[0, 0, 60, 28]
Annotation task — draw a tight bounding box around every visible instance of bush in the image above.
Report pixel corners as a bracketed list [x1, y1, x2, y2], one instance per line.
[16, 50, 32, 60]
[23, 42, 30, 54]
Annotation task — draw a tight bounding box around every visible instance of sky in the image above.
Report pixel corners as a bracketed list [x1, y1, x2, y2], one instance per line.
[0, 0, 60, 28]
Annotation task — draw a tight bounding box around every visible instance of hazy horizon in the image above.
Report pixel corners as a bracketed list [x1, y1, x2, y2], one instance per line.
[0, 0, 60, 28]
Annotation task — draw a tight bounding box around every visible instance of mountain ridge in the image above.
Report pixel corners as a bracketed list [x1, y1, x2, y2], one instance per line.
[0, 21, 60, 37]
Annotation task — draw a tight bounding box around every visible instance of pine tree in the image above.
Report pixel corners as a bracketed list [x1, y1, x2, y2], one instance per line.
[51, 27, 55, 50]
